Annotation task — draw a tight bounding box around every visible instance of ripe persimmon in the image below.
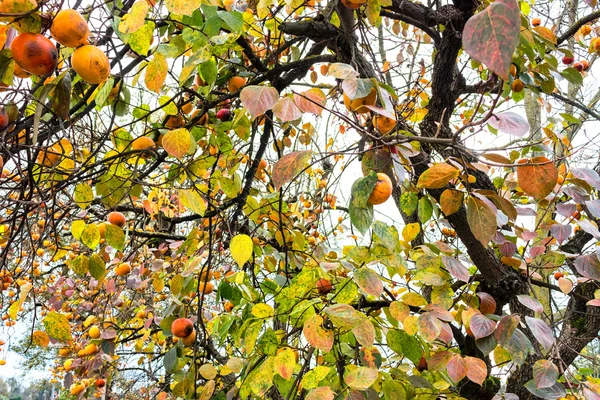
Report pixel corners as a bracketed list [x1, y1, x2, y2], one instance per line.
[227, 76, 247, 92]
[131, 136, 155, 151]
[114, 262, 131, 276]
[341, 0, 365, 8]
[316, 278, 332, 294]
[343, 88, 377, 114]
[71, 45, 110, 84]
[171, 317, 194, 338]
[367, 173, 393, 205]
[50, 9, 90, 48]
[373, 115, 396, 134]
[10, 33, 58, 76]
[531, 17, 541, 27]
[107, 211, 126, 227]
[13, 63, 30, 79]
[182, 329, 196, 346]
[95, 379, 106, 388]
[580, 25, 592, 36]
[199, 281, 214, 294]
[511, 79, 524, 93]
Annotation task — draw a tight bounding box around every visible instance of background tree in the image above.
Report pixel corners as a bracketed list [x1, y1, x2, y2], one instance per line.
[0, 0, 598, 398]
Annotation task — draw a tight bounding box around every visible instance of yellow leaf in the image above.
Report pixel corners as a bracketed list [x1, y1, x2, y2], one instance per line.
[532, 26, 557, 44]
[32, 330, 49, 348]
[402, 222, 420, 241]
[230, 234, 253, 268]
[251, 303, 274, 319]
[403, 315, 419, 335]
[401, 292, 428, 307]
[83, 315, 97, 328]
[199, 364, 218, 380]
[164, 0, 201, 15]
[162, 128, 193, 159]
[274, 348, 296, 380]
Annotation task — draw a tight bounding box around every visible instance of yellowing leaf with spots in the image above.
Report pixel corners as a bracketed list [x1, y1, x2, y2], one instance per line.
[303, 314, 333, 353]
[199, 364, 218, 380]
[402, 222, 420, 241]
[32, 330, 49, 348]
[43, 311, 72, 342]
[274, 348, 296, 380]
[230, 234, 253, 268]
[344, 366, 379, 390]
[118, 0, 149, 34]
[251, 303, 274, 319]
[179, 189, 207, 216]
[164, 0, 201, 16]
[162, 128, 193, 159]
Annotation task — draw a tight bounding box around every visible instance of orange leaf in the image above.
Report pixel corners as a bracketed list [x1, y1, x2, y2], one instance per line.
[417, 163, 459, 189]
[417, 312, 441, 342]
[516, 156, 558, 200]
[465, 356, 487, 385]
[293, 89, 326, 116]
[447, 354, 467, 383]
[145, 53, 168, 94]
[440, 189, 463, 215]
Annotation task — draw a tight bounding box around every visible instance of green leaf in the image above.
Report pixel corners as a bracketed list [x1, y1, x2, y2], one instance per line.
[105, 223, 126, 251]
[180, 47, 211, 85]
[301, 366, 331, 390]
[217, 10, 243, 31]
[52, 72, 71, 119]
[69, 255, 89, 276]
[163, 346, 178, 373]
[252, 303, 274, 319]
[179, 189, 207, 216]
[230, 234, 253, 268]
[418, 196, 433, 224]
[89, 254, 107, 281]
[43, 311, 72, 342]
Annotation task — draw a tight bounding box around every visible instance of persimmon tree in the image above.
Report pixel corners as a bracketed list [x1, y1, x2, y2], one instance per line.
[0, 0, 600, 397]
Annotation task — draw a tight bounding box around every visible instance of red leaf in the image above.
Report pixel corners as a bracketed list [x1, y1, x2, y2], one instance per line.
[272, 151, 312, 190]
[462, 0, 521, 80]
[488, 112, 530, 137]
[477, 292, 497, 315]
[533, 359, 558, 389]
[575, 253, 600, 280]
[516, 157, 558, 201]
[240, 85, 279, 117]
[465, 356, 487, 385]
[587, 298, 600, 307]
[447, 354, 467, 383]
[469, 314, 497, 339]
[466, 197, 497, 245]
[549, 224, 572, 245]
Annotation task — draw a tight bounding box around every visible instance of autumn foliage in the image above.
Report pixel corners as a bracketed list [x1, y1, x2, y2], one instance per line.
[0, 0, 599, 398]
